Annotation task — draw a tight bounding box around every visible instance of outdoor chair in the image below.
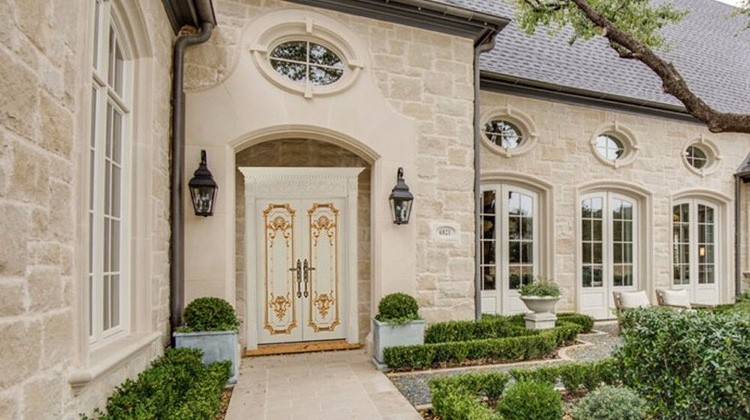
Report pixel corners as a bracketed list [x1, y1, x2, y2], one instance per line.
[612, 290, 652, 312]
[654, 288, 713, 310]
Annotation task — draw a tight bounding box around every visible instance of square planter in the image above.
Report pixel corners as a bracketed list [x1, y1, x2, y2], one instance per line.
[174, 330, 239, 384]
[372, 318, 425, 366]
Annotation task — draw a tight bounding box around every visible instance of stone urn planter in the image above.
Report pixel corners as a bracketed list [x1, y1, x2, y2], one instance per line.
[174, 297, 240, 383]
[520, 279, 561, 330]
[371, 293, 424, 369]
[520, 296, 560, 330]
[520, 296, 561, 314]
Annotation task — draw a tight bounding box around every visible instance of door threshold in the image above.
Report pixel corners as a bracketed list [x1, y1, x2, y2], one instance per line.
[245, 340, 362, 357]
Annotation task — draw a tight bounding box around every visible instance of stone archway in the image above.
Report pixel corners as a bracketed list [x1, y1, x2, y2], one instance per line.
[235, 139, 372, 348]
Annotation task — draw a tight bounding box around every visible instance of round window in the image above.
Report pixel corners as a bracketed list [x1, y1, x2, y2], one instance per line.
[484, 120, 523, 149]
[681, 138, 721, 176]
[269, 41, 345, 86]
[595, 134, 624, 161]
[685, 145, 708, 169]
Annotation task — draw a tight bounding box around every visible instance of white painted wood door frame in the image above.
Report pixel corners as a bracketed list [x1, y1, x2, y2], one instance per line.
[240, 167, 363, 350]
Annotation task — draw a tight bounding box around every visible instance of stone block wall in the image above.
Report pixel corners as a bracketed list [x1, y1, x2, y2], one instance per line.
[184, 0, 478, 323]
[480, 91, 750, 311]
[0, 1, 174, 418]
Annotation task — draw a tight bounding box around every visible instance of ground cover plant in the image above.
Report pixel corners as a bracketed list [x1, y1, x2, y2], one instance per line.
[83, 348, 231, 419]
[384, 313, 590, 370]
[572, 385, 647, 420]
[616, 307, 750, 418]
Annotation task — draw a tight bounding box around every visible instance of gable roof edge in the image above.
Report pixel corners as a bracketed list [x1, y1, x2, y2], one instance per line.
[286, 0, 509, 42]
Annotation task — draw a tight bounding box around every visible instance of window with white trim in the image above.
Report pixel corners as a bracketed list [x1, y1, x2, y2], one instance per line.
[681, 137, 721, 177]
[589, 124, 639, 168]
[480, 108, 539, 158]
[89, 0, 131, 344]
[673, 200, 717, 286]
[481, 187, 539, 291]
[581, 193, 637, 289]
[269, 40, 345, 86]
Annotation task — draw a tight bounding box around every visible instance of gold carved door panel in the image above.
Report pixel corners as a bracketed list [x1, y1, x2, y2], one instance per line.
[257, 199, 346, 344]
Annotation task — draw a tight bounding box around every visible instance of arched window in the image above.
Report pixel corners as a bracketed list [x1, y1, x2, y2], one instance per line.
[579, 191, 640, 319]
[673, 199, 720, 303]
[480, 184, 541, 315]
[88, 0, 133, 344]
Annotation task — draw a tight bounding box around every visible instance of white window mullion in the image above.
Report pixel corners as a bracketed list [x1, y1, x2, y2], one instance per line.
[88, 0, 131, 346]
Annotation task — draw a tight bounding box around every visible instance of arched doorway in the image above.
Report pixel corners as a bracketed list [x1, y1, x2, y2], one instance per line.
[235, 139, 372, 350]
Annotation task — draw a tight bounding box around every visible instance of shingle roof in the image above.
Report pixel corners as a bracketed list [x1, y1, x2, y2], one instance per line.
[430, 0, 514, 19]
[460, 0, 750, 114]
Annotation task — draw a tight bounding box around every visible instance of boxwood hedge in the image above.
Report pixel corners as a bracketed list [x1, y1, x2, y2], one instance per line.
[384, 323, 581, 370]
[85, 348, 231, 419]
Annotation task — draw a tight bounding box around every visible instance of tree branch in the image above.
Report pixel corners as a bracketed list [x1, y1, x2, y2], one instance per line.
[569, 0, 750, 133]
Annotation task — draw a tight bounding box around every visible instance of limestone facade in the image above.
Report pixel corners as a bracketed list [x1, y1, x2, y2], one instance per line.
[0, 0, 174, 418]
[479, 91, 749, 315]
[182, 0, 478, 351]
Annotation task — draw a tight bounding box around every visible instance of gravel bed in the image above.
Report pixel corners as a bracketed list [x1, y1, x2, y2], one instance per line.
[388, 323, 622, 407]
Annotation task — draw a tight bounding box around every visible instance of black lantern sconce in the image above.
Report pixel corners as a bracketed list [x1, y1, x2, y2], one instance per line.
[188, 150, 218, 217]
[389, 167, 414, 225]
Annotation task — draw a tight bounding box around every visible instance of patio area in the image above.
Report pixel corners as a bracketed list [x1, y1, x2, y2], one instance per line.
[225, 349, 421, 420]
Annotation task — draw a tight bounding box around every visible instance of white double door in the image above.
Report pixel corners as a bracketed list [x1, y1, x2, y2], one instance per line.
[256, 198, 347, 344]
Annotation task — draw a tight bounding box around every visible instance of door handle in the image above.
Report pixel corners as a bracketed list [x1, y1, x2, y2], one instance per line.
[289, 259, 302, 298]
[303, 259, 315, 298]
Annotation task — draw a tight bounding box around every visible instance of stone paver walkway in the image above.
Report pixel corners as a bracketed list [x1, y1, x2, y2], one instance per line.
[389, 322, 621, 407]
[226, 349, 421, 420]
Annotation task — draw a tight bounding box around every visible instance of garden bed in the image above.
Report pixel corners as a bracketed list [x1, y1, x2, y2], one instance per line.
[383, 313, 593, 371]
[420, 306, 750, 419]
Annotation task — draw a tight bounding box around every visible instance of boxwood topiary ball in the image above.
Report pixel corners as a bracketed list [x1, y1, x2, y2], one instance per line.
[183, 297, 240, 332]
[376, 293, 419, 324]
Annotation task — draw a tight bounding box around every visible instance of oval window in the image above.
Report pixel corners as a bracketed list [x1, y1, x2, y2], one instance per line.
[269, 41, 345, 86]
[484, 120, 523, 149]
[595, 134, 625, 161]
[685, 145, 708, 169]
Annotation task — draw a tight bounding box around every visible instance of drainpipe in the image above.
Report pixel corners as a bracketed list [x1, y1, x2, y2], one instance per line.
[473, 30, 497, 320]
[735, 174, 744, 298]
[170, 21, 214, 335]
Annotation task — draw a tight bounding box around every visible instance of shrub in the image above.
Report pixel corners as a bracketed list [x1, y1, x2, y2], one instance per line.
[384, 324, 580, 370]
[496, 381, 563, 420]
[182, 297, 239, 332]
[430, 372, 509, 420]
[425, 316, 534, 344]
[615, 308, 750, 418]
[376, 293, 419, 324]
[430, 371, 510, 401]
[572, 385, 647, 420]
[519, 278, 561, 298]
[557, 313, 595, 333]
[430, 386, 496, 420]
[509, 359, 620, 393]
[91, 348, 231, 419]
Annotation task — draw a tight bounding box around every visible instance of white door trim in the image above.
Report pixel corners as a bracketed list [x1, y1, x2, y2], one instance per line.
[240, 167, 364, 350]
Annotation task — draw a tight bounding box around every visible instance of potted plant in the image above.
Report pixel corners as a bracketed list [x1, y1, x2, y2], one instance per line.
[174, 297, 240, 383]
[372, 292, 425, 367]
[519, 278, 561, 330]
